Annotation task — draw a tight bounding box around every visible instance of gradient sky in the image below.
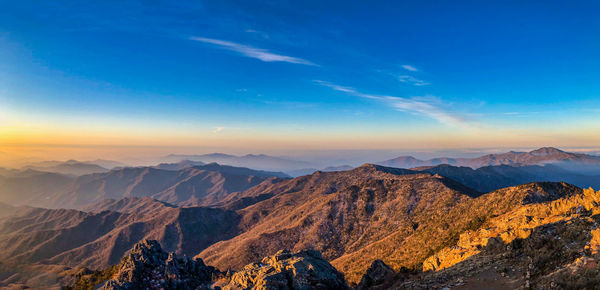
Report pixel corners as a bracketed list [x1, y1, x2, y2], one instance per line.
[1, 1, 600, 163]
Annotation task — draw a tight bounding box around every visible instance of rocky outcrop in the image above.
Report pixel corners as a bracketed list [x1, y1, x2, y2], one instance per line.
[91, 241, 347, 290]
[356, 260, 395, 289]
[101, 240, 220, 289]
[219, 249, 348, 290]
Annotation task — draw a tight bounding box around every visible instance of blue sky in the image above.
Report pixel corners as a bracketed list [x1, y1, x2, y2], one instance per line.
[1, 1, 600, 160]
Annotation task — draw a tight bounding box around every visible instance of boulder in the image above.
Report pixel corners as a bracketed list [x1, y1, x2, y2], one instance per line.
[356, 260, 395, 289]
[223, 249, 348, 289]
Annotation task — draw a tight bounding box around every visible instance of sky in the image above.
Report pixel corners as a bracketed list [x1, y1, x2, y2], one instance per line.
[1, 1, 600, 164]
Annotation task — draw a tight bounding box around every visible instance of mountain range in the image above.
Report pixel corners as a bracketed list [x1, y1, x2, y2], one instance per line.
[1, 163, 599, 288]
[162, 153, 313, 173]
[379, 147, 600, 173]
[0, 163, 287, 209]
[22, 160, 111, 176]
[2, 147, 600, 288]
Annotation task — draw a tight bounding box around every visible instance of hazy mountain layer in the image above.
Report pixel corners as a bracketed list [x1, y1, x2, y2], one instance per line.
[379, 147, 600, 173]
[163, 153, 314, 173]
[414, 163, 600, 192]
[0, 163, 286, 209]
[23, 160, 110, 176]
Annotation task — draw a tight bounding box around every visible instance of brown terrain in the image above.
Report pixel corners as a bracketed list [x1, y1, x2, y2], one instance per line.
[0, 151, 600, 288]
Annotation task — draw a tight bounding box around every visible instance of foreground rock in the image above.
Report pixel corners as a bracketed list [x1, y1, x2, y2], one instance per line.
[101, 240, 219, 289]
[356, 260, 396, 289]
[75, 240, 347, 289]
[219, 249, 348, 289]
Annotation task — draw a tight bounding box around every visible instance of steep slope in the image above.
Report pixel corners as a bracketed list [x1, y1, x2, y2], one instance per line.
[372, 186, 600, 289]
[0, 201, 240, 278]
[82, 197, 176, 215]
[196, 164, 478, 281]
[331, 182, 581, 283]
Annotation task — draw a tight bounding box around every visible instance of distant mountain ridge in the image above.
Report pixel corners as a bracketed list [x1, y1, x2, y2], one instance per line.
[22, 160, 110, 176]
[0, 163, 287, 209]
[413, 163, 600, 193]
[379, 147, 600, 172]
[163, 153, 314, 173]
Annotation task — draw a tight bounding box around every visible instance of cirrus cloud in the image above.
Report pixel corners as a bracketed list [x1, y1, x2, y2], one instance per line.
[190, 36, 316, 66]
[401, 64, 418, 72]
[314, 80, 475, 129]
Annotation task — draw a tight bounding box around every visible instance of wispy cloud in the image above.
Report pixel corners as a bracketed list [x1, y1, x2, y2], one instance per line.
[212, 126, 242, 133]
[398, 75, 430, 86]
[315, 80, 473, 129]
[401, 64, 418, 72]
[190, 36, 316, 66]
[213, 127, 224, 133]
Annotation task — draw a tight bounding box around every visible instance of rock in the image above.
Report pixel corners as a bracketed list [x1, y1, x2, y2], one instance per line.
[356, 259, 395, 289]
[101, 240, 219, 290]
[222, 249, 348, 290]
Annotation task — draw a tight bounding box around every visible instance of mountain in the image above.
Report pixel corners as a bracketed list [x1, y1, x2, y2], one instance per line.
[153, 160, 206, 171]
[195, 164, 589, 284]
[195, 164, 479, 281]
[0, 199, 241, 288]
[48, 163, 287, 208]
[413, 163, 600, 193]
[0, 163, 286, 209]
[0, 167, 23, 177]
[1, 163, 599, 289]
[86, 159, 126, 169]
[281, 165, 355, 177]
[379, 156, 427, 168]
[23, 160, 110, 176]
[379, 147, 600, 173]
[0, 170, 74, 206]
[322, 165, 354, 171]
[285, 167, 319, 177]
[372, 186, 600, 289]
[163, 153, 314, 173]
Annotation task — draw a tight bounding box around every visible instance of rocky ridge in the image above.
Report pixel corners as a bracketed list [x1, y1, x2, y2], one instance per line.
[77, 240, 348, 290]
[100, 240, 219, 289]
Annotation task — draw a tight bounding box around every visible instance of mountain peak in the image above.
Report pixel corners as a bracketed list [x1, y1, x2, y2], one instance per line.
[529, 147, 565, 156]
[353, 163, 416, 175]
